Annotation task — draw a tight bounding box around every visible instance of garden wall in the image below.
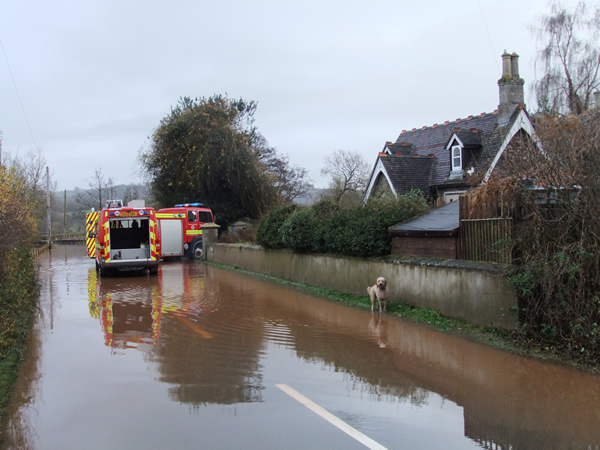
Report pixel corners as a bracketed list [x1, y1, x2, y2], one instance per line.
[206, 243, 517, 329]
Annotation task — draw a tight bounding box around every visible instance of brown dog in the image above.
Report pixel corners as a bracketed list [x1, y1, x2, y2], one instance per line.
[367, 277, 387, 312]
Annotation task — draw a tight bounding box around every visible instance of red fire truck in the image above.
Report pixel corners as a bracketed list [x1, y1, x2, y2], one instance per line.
[156, 203, 214, 260]
[86, 200, 162, 276]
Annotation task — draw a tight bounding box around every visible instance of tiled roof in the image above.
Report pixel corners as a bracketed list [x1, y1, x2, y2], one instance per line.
[393, 111, 501, 186]
[380, 154, 435, 198]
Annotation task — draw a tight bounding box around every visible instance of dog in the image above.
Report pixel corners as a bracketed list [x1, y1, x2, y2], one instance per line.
[367, 277, 387, 312]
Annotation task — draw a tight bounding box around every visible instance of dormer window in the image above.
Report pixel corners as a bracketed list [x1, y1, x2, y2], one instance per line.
[451, 145, 462, 171]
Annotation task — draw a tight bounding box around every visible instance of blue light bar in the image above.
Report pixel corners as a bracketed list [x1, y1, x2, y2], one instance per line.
[174, 202, 204, 207]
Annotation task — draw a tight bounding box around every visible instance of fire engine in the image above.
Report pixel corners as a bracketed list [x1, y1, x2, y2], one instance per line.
[86, 199, 162, 276]
[156, 203, 214, 259]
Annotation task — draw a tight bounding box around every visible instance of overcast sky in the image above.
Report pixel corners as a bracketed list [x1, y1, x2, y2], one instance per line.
[0, 0, 581, 192]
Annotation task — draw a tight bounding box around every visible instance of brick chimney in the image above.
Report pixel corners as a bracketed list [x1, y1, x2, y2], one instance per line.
[498, 51, 525, 126]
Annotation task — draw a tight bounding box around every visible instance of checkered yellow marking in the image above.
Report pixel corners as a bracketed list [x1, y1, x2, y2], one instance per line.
[85, 212, 99, 258]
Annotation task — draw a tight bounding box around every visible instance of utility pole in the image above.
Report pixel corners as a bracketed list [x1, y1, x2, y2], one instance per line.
[46, 166, 52, 249]
[63, 190, 67, 237]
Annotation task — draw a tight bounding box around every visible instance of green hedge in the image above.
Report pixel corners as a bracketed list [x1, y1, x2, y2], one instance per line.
[257, 192, 429, 257]
[0, 248, 39, 426]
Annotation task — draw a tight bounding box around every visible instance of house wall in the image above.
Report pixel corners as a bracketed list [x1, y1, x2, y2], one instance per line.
[206, 243, 517, 329]
[390, 235, 457, 259]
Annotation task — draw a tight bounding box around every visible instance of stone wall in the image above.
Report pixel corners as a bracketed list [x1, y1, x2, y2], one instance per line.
[206, 243, 517, 329]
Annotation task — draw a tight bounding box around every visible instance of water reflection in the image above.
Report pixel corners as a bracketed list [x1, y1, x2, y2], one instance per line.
[85, 262, 264, 405]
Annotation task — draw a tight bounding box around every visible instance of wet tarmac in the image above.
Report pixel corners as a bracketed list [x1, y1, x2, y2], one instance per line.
[2, 244, 600, 449]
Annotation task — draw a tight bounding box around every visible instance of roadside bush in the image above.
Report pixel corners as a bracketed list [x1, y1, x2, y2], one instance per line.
[256, 191, 428, 257]
[0, 248, 38, 360]
[328, 192, 429, 256]
[279, 207, 318, 252]
[0, 163, 42, 424]
[307, 200, 340, 253]
[256, 204, 297, 249]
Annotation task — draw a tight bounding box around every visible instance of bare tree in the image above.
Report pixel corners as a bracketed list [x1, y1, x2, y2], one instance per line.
[498, 109, 600, 361]
[321, 150, 369, 206]
[267, 153, 312, 204]
[251, 136, 313, 205]
[530, 1, 600, 115]
[76, 168, 113, 211]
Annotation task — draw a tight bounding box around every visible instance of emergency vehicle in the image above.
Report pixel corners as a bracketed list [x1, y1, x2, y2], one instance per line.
[156, 203, 214, 260]
[86, 199, 161, 276]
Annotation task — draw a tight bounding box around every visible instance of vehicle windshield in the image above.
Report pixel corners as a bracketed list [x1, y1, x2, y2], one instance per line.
[198, 211, 213, 223]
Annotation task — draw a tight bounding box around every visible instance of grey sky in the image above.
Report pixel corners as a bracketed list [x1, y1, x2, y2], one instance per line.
[0, 0, 571, 191]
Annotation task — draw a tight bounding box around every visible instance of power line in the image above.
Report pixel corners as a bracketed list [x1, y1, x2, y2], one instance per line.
[0, 38, 38, 149]
[478, 0, 501, 76]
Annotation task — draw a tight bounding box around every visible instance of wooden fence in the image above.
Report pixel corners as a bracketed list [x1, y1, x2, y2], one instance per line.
[459, 191, 514, 264]
[459, 218, 513, 263]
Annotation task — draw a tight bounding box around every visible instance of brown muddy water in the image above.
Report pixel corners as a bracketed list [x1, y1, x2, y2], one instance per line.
[2, 245, 600, 449]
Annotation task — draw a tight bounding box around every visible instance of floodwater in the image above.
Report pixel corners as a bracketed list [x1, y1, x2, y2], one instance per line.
[2, 245, 600, 449]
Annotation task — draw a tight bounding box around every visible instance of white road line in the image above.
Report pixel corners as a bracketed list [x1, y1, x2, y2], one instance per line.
[276, 384, 388, 450]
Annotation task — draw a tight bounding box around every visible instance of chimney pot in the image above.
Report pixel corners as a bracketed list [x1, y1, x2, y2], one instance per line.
[511, 52, 520, 78]
[501, 50, 512, 80]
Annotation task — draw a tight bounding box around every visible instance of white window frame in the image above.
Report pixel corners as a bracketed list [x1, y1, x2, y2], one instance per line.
[451, 145, 462, 172]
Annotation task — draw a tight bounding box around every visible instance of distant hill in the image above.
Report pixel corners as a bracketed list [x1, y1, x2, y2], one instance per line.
[294, 188, 329, 206]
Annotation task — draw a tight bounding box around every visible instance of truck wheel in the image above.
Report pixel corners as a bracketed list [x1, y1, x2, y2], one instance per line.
[149, 266, 158, 275]
[99, 266, 111, 277]
[95, 260, 100, 272]
[192, 241, 203, 259]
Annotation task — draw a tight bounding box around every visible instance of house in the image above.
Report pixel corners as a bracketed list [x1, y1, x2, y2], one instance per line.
[364, 51, 537, 204]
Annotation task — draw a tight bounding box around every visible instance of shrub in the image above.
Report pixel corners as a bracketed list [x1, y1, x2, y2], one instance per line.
[256, 191, 429, 257]
[279, 207, 318, 252]
[256, 204, 297, 249]
[0, 249, 38, 360]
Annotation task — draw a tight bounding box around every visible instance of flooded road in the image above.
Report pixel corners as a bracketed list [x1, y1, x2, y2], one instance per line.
[3, 244, 600, 449]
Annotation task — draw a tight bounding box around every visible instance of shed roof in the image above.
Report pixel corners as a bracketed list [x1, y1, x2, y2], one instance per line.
[388, 200, 459, 235]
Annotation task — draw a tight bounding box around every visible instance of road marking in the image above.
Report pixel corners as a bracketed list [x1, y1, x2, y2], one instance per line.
[276, 384, 388, 450]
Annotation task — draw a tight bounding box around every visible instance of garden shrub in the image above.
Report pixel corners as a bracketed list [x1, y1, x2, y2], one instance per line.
[256, 191, 428, 257]
[256, 204, 297, 249]
[279, 207, 318, 253]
